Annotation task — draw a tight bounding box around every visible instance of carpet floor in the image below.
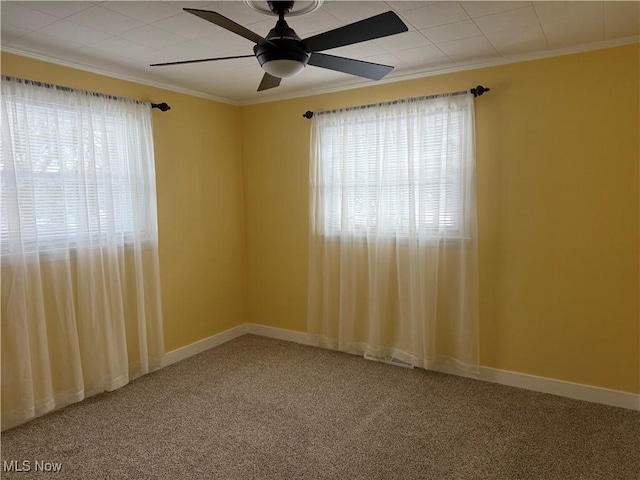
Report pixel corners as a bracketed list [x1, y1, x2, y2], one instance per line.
[2, 334, 639, 479]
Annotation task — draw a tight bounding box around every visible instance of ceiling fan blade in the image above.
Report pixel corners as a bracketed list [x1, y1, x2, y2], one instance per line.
[308, 53, 394, 80]
[184, 8, 268, 44]
[257, 73, 282, 92]
[302, 11, 408, 53]
[150, 54, 255, 67]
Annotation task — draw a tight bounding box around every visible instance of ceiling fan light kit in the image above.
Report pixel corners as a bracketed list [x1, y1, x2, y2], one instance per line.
[261, 59, 306, 78]
[150, 1, 408, 92]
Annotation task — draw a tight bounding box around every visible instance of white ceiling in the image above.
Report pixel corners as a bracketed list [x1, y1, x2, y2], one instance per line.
[1, 1, 639, 105]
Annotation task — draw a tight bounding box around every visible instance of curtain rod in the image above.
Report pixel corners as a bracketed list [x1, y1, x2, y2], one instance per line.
[302, 85, 490, 119]
[1, 75, 171, 112]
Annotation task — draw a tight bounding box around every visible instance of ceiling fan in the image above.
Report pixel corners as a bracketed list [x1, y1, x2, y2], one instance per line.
[150, 1, 408, 92]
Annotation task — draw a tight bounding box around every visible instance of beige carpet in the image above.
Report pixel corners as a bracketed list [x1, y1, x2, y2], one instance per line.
[2, 334, 639, 479]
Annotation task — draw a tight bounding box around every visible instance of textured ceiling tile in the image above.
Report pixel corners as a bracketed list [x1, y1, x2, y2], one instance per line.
[473, 7, 540, 35]
[160, 39, 225, 61]
[387, 2, 442, 13]
[460, 1, 532, 18]
[401, 2, 470, 30]
[92, 36, 156, 58]
[394, 44, 450, 63]
[533, 1, 603, 23]
[1, 2, 60, 31]
[15, 1, 94, 19]
[437, 35, 498, 59]
[167, 2, 212, 11]
[66, 6, 145, 35]
[0, 24, 30, 44]
[604, 1, 640, 39]
[120, 24, 190, 49]
[535, 1, 604, 48]
[102, 1, 182, 24]
[421, 20, 482, 44]
[485, 24, 549, 55]
[8, 31, 84, 57]
[205, 1, 271, 26]
[322, 1, 391, 24]
[39, 19, 112, 45]
[152, 12, 223, 40]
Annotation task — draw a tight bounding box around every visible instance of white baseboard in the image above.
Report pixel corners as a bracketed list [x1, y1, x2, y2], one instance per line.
[431, 362, 640, 411]
[162, 324, 248, 367]
[162, 324, 640, 411]
[245, 323, 314, 345]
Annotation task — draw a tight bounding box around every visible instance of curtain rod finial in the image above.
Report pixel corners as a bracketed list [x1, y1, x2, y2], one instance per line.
[303, 111, 314, 119]
[470, 86, 490, 97]
[152, 102, 171, 112]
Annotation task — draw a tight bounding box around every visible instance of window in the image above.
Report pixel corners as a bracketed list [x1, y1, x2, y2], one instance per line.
[312, 94, 474, 239]
[1, 78, 155, 255]
[307, 93, 480, 371]
[1, 78, 164, 429]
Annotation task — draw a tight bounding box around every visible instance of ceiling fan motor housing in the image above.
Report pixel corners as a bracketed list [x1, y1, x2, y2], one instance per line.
[253, 18, 311, 70]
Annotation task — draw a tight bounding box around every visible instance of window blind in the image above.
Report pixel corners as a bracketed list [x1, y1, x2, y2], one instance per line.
[315, 101, 470, 238]
[1, 93, 149, 254]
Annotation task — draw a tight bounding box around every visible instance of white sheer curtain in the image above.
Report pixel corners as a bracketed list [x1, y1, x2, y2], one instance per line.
[308, 93, 479, 372]
[1, 77, 164, 431]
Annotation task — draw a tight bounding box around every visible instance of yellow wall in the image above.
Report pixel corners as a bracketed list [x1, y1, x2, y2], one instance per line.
[1, 52, 247, 352]
[241, 44, 640, 394]
[3, 44, 639, 395]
